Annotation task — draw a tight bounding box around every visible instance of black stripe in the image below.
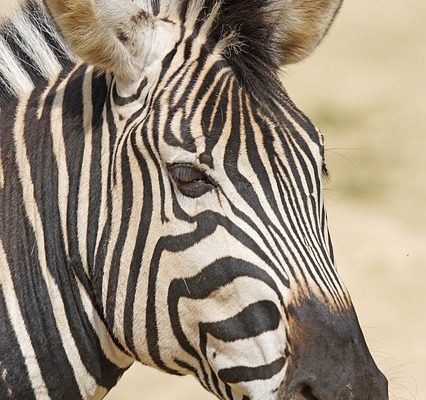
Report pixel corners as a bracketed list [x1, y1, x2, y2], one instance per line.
[200, 66, 231, 166]
[62, 65, 86, 275]
[0, 100, 37, 400]
[0, 24, 43, 84]
[218, 357, 285, 384]
[105, 141, 133, 327]
[0, 287, 36, 400]
[86, 73, 108, 274]
[24, 0, 74, 69]
[112, 78, 148, 106]
[93, 79, 117, 307]
[199, 301, 281, 344]
[124, 129, 154, 356]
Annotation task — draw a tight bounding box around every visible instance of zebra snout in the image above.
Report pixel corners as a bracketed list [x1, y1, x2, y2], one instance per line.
[280, 297, 389, 400]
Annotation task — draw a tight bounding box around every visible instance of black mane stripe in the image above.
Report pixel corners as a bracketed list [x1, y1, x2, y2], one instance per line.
[0, 0, 75, 104]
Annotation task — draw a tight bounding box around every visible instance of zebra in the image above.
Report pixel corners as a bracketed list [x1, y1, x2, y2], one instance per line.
[0, 0, 388, 399]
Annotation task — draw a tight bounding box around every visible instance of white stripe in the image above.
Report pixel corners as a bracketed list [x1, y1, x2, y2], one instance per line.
[10, 11, 61, 79]
[0, 35, 33, 96]
[50, 67, 77, 257]
[112, 134, 144, 341]
[0, 2, 76, 98]
[94, 74, 112, 265]
[28, 1, 75, 62]
[101, 131, 125, 312]
[77, 67, 94, 271]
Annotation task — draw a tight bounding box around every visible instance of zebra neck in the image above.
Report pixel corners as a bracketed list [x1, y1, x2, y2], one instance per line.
[0, 64, 133, 399]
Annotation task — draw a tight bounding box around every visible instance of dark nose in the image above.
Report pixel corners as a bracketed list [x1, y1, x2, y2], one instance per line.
[280, 298, 388, 400]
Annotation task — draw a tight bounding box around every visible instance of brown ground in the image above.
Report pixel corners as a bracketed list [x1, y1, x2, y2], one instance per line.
[2, 0, 425, 399]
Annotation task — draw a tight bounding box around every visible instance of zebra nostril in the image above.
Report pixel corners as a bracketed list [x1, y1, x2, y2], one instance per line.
[300, 385, 320, 400]
[286, 385, 321, 400]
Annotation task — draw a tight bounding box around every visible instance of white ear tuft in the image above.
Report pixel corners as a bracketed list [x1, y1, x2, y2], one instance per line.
[44, 0, 174, 84]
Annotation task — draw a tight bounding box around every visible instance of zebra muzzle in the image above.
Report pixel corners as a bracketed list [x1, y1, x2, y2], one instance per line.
[279, 297, 389, 400]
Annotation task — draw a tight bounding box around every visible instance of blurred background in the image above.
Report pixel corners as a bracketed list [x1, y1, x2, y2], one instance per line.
[2, 0, 424, 399]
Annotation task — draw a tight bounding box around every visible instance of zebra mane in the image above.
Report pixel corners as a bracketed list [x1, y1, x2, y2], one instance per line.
[0, 0, 280, 104]
[198, 0, 282, 92]
[0, 0, 76, 103]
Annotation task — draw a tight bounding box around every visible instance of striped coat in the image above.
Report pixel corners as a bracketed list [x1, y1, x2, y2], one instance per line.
[0, 1, 388, 399]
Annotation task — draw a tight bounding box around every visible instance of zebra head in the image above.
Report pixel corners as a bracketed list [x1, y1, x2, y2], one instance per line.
[41, 0, 388, 399]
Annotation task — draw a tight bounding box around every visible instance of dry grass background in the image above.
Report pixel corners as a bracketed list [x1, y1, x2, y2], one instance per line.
[1, 0, 425, 399]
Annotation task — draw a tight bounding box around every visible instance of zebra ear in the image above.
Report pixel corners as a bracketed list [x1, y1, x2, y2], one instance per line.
[271, 0, 343, 65]
[44, 0, 173, 84]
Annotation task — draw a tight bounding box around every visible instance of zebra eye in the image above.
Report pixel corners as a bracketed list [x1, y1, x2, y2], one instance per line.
[168, 164, 215, 198]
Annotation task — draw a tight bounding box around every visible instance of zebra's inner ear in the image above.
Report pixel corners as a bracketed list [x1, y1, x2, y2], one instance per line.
[271, 0, 343, 65]
[44, 0, 174, 85]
